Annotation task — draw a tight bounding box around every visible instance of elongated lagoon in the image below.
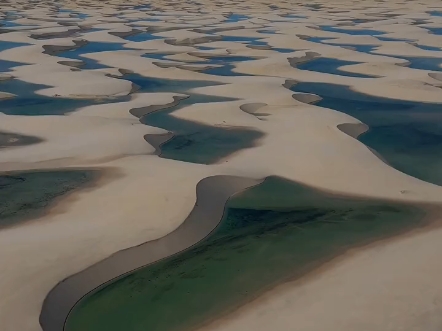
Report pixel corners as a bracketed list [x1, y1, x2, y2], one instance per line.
[66, 177, 426, 331]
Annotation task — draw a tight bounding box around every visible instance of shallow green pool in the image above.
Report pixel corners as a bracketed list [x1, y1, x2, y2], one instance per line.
[0, 170, 96, 228]
[66, 177, 425, 331]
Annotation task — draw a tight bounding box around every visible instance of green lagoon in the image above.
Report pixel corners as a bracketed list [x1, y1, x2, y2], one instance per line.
[66, 177, 425, 331]
[0, 170, 96, 228]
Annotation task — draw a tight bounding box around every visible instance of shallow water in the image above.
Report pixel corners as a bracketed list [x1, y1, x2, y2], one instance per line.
[295, 57, 377, 78]
[118, 73, 262, 164]
[66, 177, 424, 331]
[141, 94, 262, 164]
[292, 82, 442, 185]
[0, 170, 96, 228]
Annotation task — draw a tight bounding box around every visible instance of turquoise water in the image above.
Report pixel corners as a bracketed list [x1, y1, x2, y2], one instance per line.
[67, 177, 424, 331]
[291, 82, 442, 185]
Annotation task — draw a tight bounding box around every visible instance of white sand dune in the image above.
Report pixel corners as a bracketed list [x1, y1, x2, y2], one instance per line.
[1, 0, 442, 331]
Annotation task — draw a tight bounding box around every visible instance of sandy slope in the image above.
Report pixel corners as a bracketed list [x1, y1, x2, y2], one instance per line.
[1, 0, 442, 330]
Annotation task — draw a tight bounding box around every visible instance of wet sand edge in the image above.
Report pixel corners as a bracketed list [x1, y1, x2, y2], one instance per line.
[39, 175, 263, 331]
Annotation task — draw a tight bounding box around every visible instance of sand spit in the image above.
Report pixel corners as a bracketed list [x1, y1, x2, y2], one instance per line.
[129, 95, 189, 118]
[239, 102, 268, 120]
[143, 132, 174, 154]
[337, 122, 369, 139]
[40, 175, 262, 331]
